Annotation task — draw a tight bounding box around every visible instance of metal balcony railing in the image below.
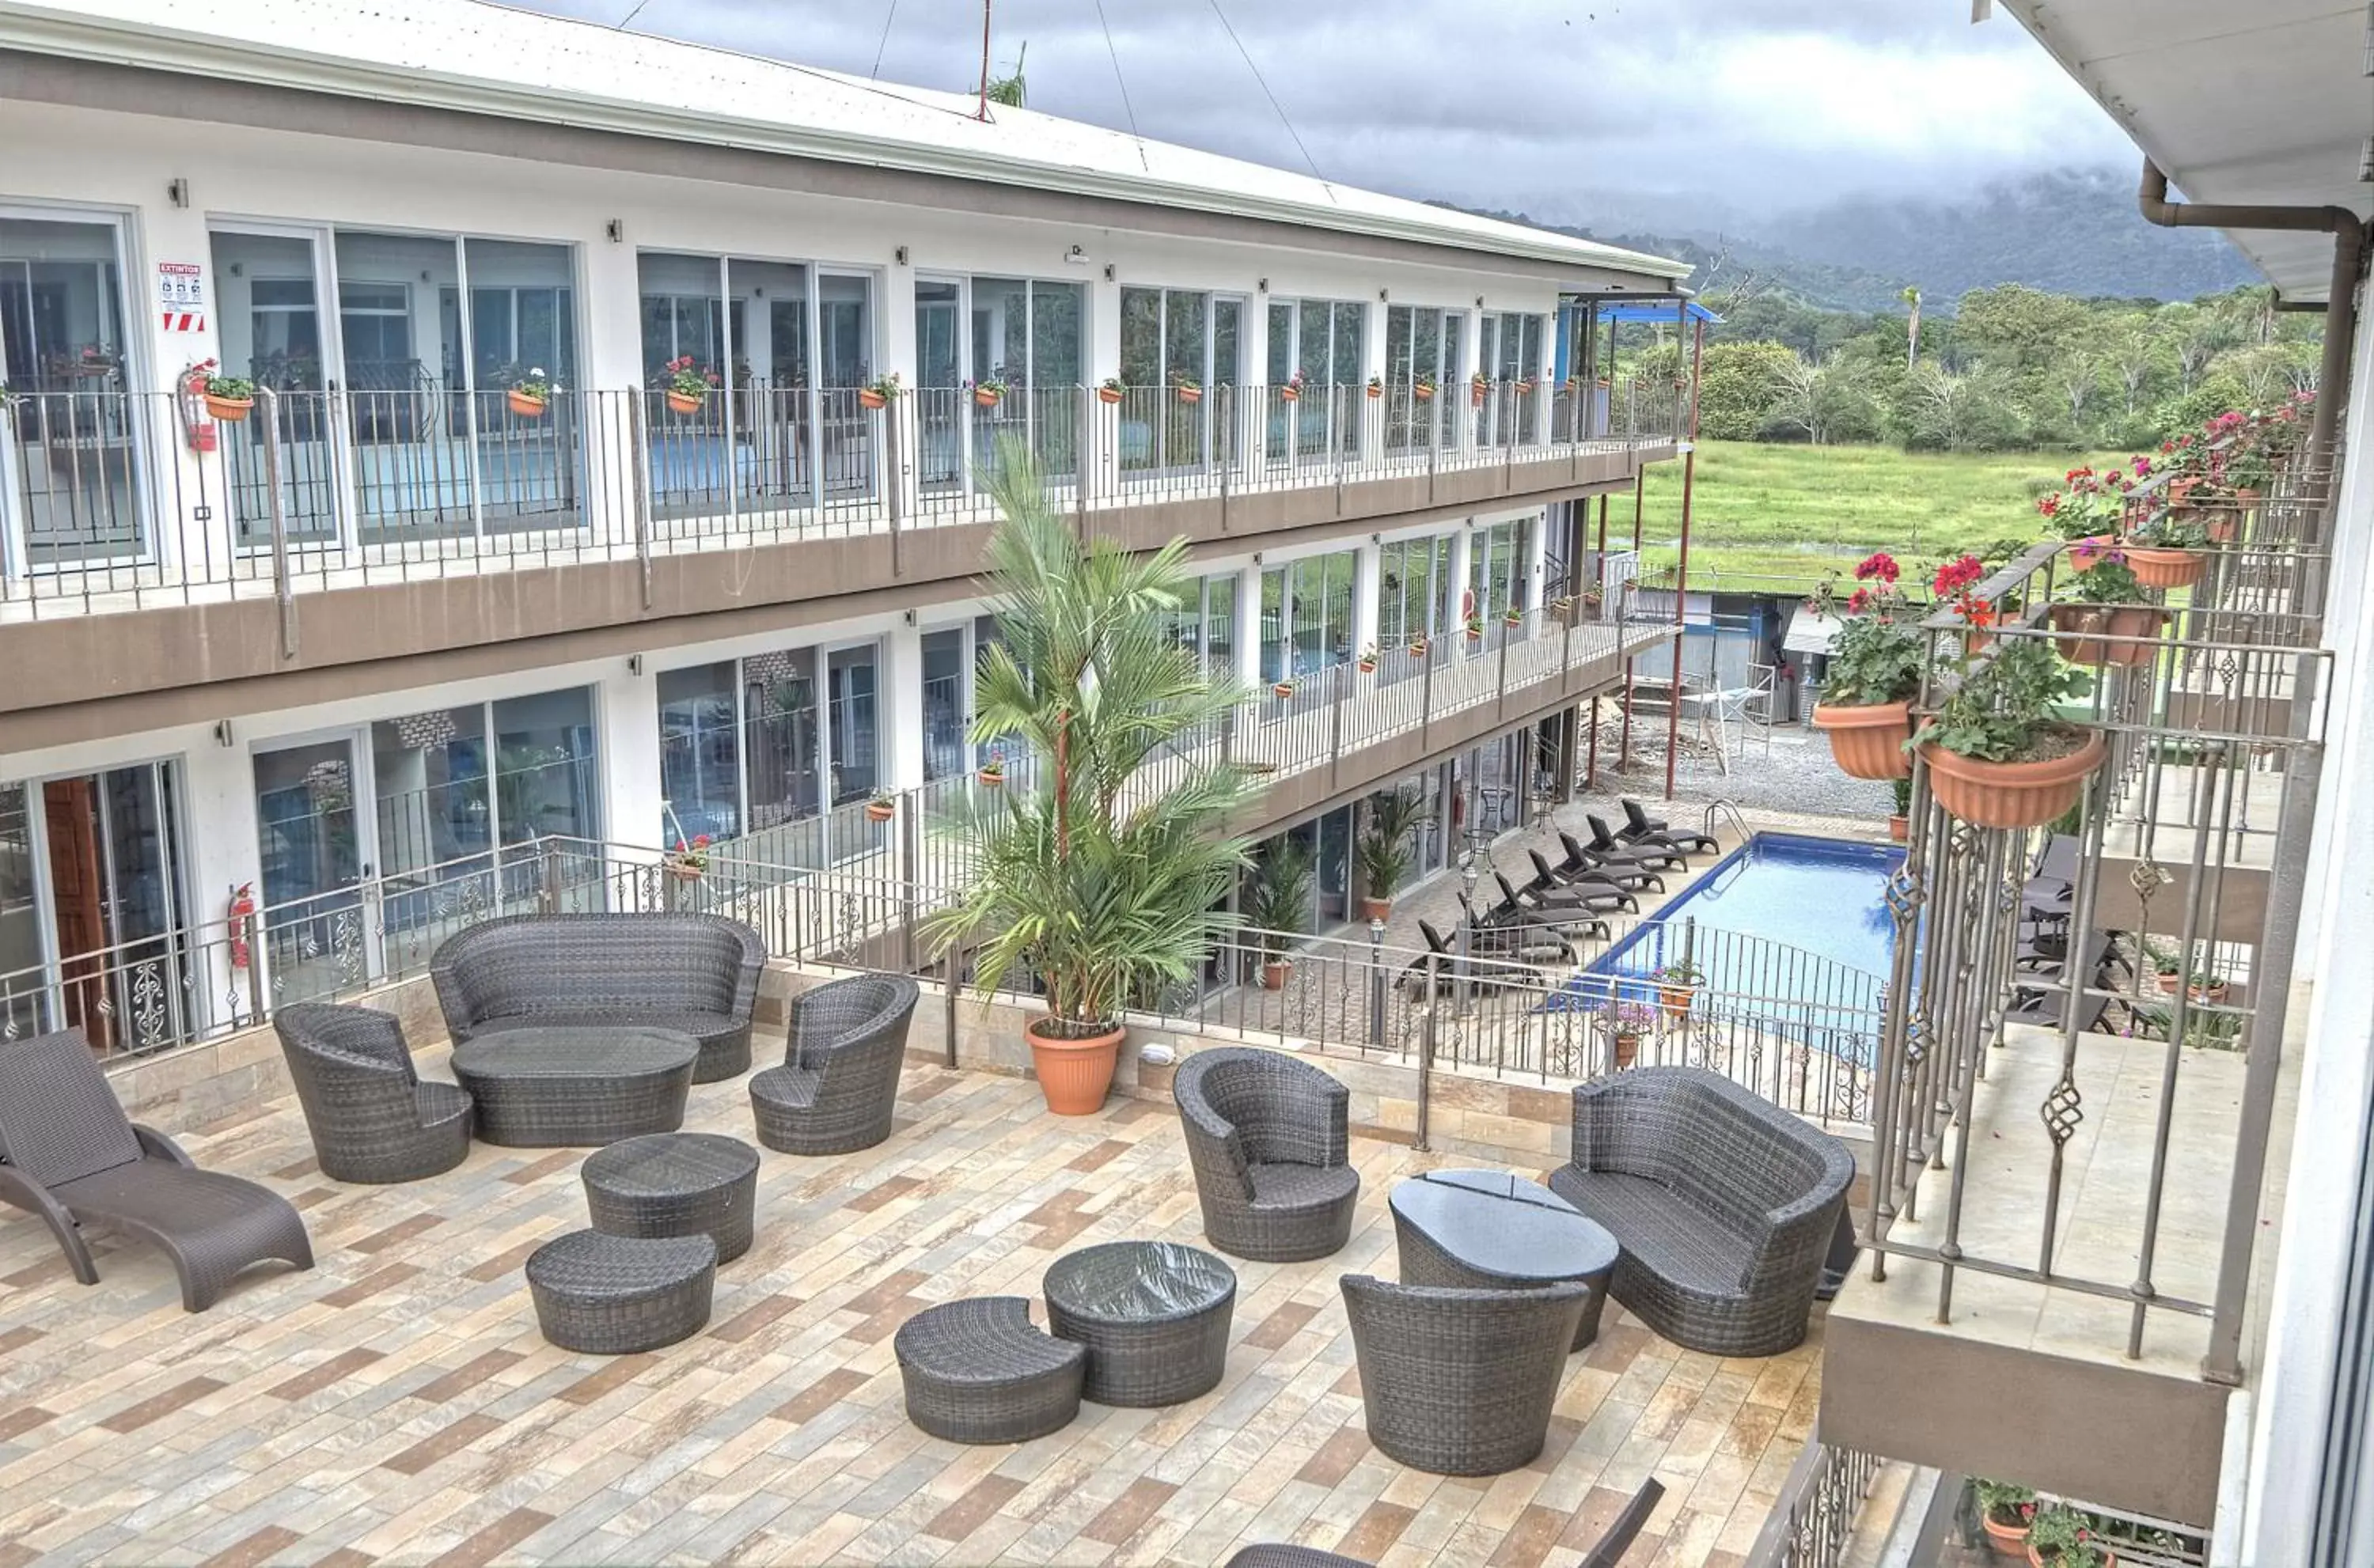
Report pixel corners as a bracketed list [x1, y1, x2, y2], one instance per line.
[1860, 442, 2337, 1382]
[0, 378, 1686, 620]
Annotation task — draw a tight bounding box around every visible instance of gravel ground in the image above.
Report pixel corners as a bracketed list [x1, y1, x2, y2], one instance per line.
[1589, 717, 1897, 824]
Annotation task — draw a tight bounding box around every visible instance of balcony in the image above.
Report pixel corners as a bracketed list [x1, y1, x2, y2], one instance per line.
[1817, 457, 2334, 1531]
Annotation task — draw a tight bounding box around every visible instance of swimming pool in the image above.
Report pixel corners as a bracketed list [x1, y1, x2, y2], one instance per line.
[1547, 832, 1906, 1016]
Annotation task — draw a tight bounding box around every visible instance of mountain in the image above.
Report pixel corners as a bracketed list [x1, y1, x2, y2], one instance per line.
[1458, 169, 2261, 314]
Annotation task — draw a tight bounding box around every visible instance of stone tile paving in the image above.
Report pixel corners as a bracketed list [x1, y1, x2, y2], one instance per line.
[0, 1062, 1822, 1566]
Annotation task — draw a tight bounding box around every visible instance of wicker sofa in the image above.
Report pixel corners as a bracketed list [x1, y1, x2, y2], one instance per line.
[1546, 1066, 1853, 1357]
[274, 1002, 474, 1183]
[750, 973, 919, 1154]
[430, 913, 765, 1083]
[1174, 1047, 1360, 1263]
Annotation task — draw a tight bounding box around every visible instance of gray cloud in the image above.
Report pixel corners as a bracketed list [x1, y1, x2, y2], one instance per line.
[514, 0, 2137, 234]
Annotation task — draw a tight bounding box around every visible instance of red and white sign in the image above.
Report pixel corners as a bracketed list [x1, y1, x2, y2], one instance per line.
[157, 261, 207, 333]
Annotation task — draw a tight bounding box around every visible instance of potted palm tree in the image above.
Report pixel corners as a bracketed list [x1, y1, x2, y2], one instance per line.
[1809, 552, 1925, 780]
[929, 442, 1255, 1115]
[1246, 841, 1314, 990]
[1356, 787, 1422, 922]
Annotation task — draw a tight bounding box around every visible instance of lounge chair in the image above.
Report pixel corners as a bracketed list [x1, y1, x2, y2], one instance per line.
[1492, 872, 1619, 934]
[1176, 1047, 1359, 1262]
[0, 1029, 314, 1312]
[1457, 899, 1591, 960]
[750, 973, 919, 1155]
[1620, 798, 1720, 855]
[1500, 862, 1633, 916]
[1403, 919, 1568, 994]
[1557, 831, 1667, 893]
[1584, 815, 1689, 871]
[1340, 1274, 1588, 1474]
[1527, 848, 1642, 911]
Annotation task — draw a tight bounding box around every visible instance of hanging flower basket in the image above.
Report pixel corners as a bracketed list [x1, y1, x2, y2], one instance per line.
[1921, 730, 2106, 831]
[2049, 604, 2167, 667]
[1272, 680, 1296, 699]
[665, 389, 704, 416]
[1097, 382, 1124, 405]
[2063, 536, 2114, 570]
[1356, 657, 1378, 675]
[1176, 384, 1203, 404]
[506, 389, 548, 418]
[864, 797, 897, 824]
[1470, 381, 1488, 407]
[2205, 511, 2239, 544]
[1502, 608, 1523, 627]
[2121, 544, 2205, 590]
[203, 392, 254, 422]
[1413, 383, 1435, 402]
[1656, 983, 1696, 1020]
[1365, 379, 1383, 400]
[858, 388, 888, 410]
[1277, 384, 1299, 403]
[1407, 637, 1430, 659]
[1811, 700, 1913, 781]
[977, 763, 1005, 787]
[973, 385, 1003, 408]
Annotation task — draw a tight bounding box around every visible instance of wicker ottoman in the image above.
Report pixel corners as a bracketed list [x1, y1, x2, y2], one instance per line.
[525, 1229, 716, 1354]
[1390, 1169, 1620, 1350]
[1044, 1240, 1236, 1407]
[582, 1133, 761, 1264]
[893, 1297, 1086, 1445]
[450, 1027, 699, 1147]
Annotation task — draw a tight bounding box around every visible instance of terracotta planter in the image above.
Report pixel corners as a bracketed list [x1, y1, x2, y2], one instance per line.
[1465, 628, 1484, 643]
[2050, 604, 2167, 667]
[1887, 814, 1909, 843]
[2235, 487, 2262, 505]
[976, 768, 1004, 787]
[1273, 681, 1296, 699]
[2026, 1546, 2114, 1568]
[1470, 384, 1487, 407]
[1365, 384, 1382, 400]
[1413, 385, 1435, 402]
[2063, 536, 2114, 570]
[1026, 1019, 1123, 1115]
[203, 392, 253, 422]
[2158, 973, 2228, 1003]
[1261, 960, 1295, 992]
[506, 389, 548, 418]
[662, 863, 703, 882]
[974, 388, 1002, 408]
[1357, 659, 1378, 675]
[1611, 1032, 1639, 1070]
[859, 388, 888, 410]
[1407, 639, 1430, 659]
[864, 800, 896, 823]
[1360, 897, 1393, 924]
[1657, 984, 1696, 1020]
[1279, 386, 1300, 403]
[1177, 386, 1203, 404]
[2206, 513, 2239, 544]
[1502, 611, 1523, 627]
[1980, 1513, 2031, 1559]
[2121, 544, 2204, 590]
[1811, 700, 1913, 781]
[665, 389, 703, 416]
[1921, 730, 2107, 831]
[1096, 385, 1123, 405]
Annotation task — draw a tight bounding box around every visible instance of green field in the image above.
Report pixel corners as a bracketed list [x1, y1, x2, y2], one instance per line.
[1621, 441, 2130, 590]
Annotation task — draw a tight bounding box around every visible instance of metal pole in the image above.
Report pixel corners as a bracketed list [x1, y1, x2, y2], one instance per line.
[945, 947, 962, 1069]
[628, 390, 653, 610]
[1368, 917, 1387, 1050]
[886, 396, 906, 576]
[1664, 305, 1701, 801]
[539, 839, 562, 917]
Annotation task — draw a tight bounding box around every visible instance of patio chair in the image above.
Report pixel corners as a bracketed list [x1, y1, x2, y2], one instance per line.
[1494, 870, 1621, 930]
[1527, 849, 1641, 911]
[1548, 1066, 1852, 1357]
[1466, 890, 1597, 952]
[0, 1028, 314, 1312]
[1556, 831, 1667, 893]
[750, 973, 920, 1155]
[1175, 1046, 1359, 1262]
[1620, 798, 1720, 855]
[1339, 1274, 1587, 1474]
[1405, 918, 1564, 992]
[1225, 1482, 1660, 1566]
[1583, 816, 1689, 872]
[274, 1002, 474, 1184]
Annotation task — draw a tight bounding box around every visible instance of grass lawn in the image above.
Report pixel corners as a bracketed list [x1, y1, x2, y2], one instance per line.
[1622, 441, 2132, 591]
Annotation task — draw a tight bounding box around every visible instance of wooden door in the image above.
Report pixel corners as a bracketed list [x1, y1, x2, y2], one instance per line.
[42, 778, 109, 1050]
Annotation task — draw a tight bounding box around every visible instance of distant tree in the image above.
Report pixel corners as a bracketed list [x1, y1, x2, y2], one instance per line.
[1955, 284, 2092, 377]
[1693, 340, 1798, 440]
[1901, 286, 1922, 369]
[2110, 326, 2162, 416]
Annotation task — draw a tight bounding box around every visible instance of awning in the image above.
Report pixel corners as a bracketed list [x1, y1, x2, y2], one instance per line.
[1782, 603, 1844, 656]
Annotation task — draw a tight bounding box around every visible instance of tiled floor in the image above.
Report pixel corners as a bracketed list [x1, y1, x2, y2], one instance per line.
[0, 1064, 1821, 1567]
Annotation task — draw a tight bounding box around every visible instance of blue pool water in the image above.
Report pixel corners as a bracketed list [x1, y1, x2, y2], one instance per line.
[1546, 832, 1906, 1019]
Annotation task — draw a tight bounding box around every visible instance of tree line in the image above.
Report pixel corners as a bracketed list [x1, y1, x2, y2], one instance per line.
[1629, 282, 2322, 454]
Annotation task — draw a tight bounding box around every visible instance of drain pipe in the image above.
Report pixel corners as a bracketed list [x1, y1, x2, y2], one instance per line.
[2137, 160, 2363, 486]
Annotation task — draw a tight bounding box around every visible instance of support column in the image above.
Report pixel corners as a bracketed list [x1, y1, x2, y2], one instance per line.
[882, 618, 927, 794]
[1233, 566, 1263, 691]
[600, 660, 662, 850]
[1351, 538, 1382, 663]
[1447, 523, 1473, 653]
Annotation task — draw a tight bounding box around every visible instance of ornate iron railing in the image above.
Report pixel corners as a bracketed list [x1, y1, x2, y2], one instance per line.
[1746, 1440, 1883, 1568]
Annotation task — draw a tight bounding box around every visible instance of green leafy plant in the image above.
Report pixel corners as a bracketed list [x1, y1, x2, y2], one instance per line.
[2225, 445, 2273, 490]
[1890, 776, 1914, 816]
[510, 365, 556, 401]
[1651, 960, 1705, 986]
[864, 371, 904, 401]
[2061, 546, 2152, 604]
[1918, 635, 2092, 763]
[1246, 840, 1315, 962]
[203, 373, 256, 400]
[1356, 788, 1424, 906]
[1972, 1478, 2035, 1530]
[973, 375, 1010, 401]
[1816, 552, 1927, 706]
[2128, 510, 2207, 549]
[926, 440, 1257, 1036]
[660, 355, 716, 398]
[2026, 1503, 2110, 1567]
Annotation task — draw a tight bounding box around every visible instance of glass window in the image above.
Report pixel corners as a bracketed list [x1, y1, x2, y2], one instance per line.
[1213, 299, 1242, 387]
[819, 273, 872, 388]
[1204, 573, 1237, 672]
[370, 706, 491, 878]
[916, 279, 962, 388]
[635, 252, 730, 383]
[1267, 301, 1294, 384]
[0, 782, 43, 1041]
[465, 238, 575, 391]
[1120, 287, 1162, 387]
[745, 648, 820, 830]
[491, 687, 599, 846]
[333, 233, 456, 391]
[826, 646, 880, 805]
[658, 664, 741, 845]
[921, 628, 968, 782]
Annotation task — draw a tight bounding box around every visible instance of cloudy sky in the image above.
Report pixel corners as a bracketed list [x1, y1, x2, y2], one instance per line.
[508, 0, 2137, 235]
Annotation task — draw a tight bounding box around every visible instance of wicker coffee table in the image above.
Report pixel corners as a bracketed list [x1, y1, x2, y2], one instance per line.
[450, 1027, 699, 1147]
[1043, 1240, 1236, 1407]
[1390, 1168, 1620, 1350]
[582, 1132, 760, 1263]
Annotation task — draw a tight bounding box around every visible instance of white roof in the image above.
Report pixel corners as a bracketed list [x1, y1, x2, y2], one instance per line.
[0, 0, 1689, 285]
[1781, 604, 1844, 657]
[1997, 0, 2370, 301]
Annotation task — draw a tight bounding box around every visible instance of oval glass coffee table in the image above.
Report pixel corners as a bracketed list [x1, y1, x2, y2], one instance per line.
[1390, 1168, 1620, 1350]
[1042, 1240, 1237, 1407]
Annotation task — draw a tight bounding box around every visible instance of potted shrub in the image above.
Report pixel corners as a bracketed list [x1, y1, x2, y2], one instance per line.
[1407, 634, 1430, 659]
[2024, 1503, 2114, 1567]
[1174, 372, 1204, 405]
[859, 372, 901, 411]
[864, 788, 897, 824]
[1356, 787, 1422, 922]
[1413, 374, 1436, 403]
[203, 373, 256, 422]
[1276, 371, 1302, 404]
[927, 441, 1255, 1115]
[1365, 375, 1384, 400]
[2226, 444, 2272, 502]
[976, 750, 1005, 787]
[972, 376, 1007, 409]
[2050, 547, 2166, 668]
[1971, 1479, 2036, 1559]
[1247, 841, 1315, 991]
[1917, 566, 2101, 830]
[1464, 613, 1486, 642]
[1097, 376, 1124, 406]
[661, 355, 715, 415]
[1888, 776, 1913, 842]
[1502, 605, 1524, 627]
[1652, 961, 1704, 1020]
[506, 365, 556, 418]
[1602, 1000, 1656, 1069]
[1272, 676, 1297, 700]
[1470, 370, 1490, 407]
[663, 833, 712, 881]
[2035, 467, 2122, 559]
[1581, 581, 1605, 619]
[2122, 511, 2209, 590]
[1809, 551, 1925, 781]
[1356, 643, 1379, 675]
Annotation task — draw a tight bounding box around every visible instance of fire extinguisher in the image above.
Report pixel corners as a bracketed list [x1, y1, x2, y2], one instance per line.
[227, 882, 256, 969]
[178, 358, 221, 454]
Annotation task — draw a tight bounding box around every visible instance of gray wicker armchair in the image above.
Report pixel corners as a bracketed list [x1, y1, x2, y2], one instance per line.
[430, 913, 764, 1082]
[1339, 1274, 1586, 1475]
[275, 1003, 472, 1184]
[1547, 1066, 1853, 1357]
[0, 1028, 314, 1312]
[1175, 1047, 1360, 1263]
[749, 973, 919, 1155]
[1224, 1479, 1661, 1568]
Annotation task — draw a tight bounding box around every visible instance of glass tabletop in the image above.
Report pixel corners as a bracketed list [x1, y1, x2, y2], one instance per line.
[1390, 1168, 1617, 1279]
